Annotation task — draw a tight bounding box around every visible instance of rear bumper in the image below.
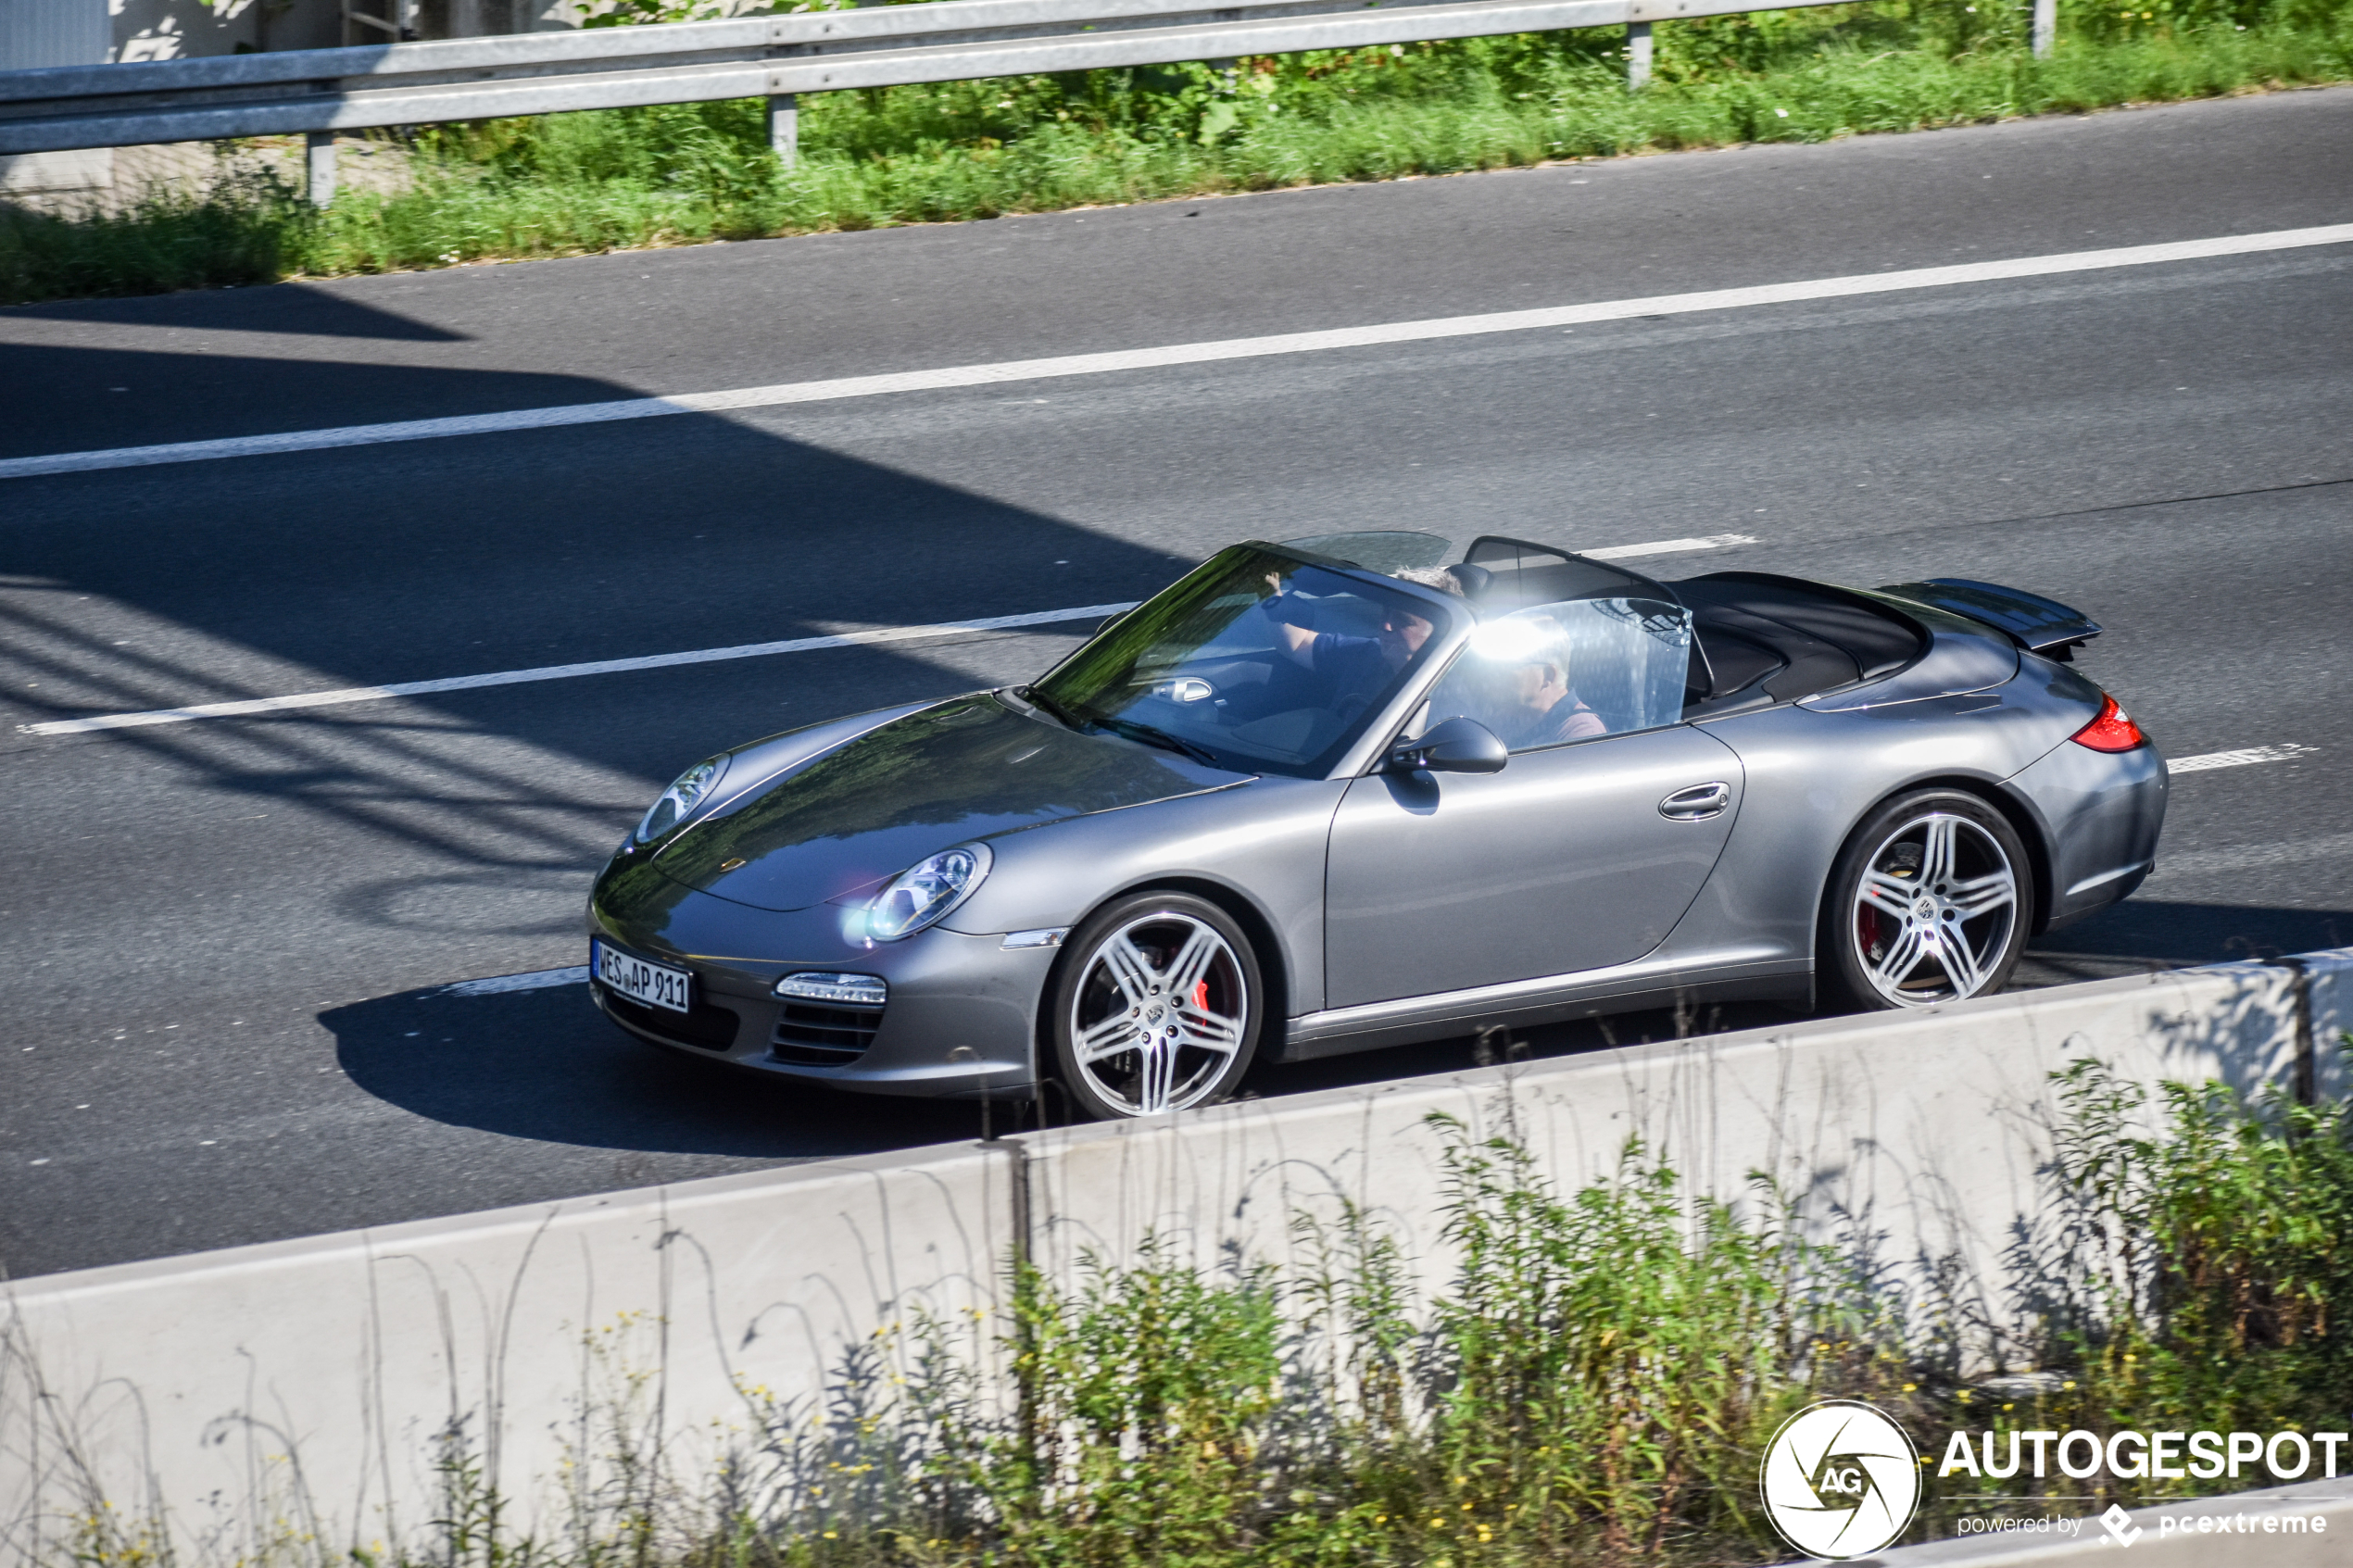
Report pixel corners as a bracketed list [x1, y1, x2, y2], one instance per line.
[586, 885, 1051, 1098]
[2004, 740, 2169, 932]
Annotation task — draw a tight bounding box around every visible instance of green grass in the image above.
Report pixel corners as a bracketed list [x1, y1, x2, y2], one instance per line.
[6, 0, 2352, 305]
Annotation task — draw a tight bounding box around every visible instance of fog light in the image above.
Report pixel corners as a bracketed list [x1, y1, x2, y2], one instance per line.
[774, 972, 887, 1007]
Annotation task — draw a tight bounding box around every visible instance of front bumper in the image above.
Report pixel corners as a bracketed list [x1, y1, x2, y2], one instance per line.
[586, 883, 1054, 1098]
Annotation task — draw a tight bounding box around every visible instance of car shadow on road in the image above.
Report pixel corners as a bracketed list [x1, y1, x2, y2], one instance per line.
[326, 894, 2347, 1160]
[326, 978, 982, 1159]
[2019, 898, 2350, 985]
[325, 968, 1811, 1153]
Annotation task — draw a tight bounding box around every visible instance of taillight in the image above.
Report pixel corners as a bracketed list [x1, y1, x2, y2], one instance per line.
[2070, 694, 2146, 753]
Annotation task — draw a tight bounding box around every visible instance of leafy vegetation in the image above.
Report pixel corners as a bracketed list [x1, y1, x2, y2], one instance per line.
[6, 0, 2352, 304]
[1923, 1057, 2353, 1512]
[44, 1052, 2340, 1568]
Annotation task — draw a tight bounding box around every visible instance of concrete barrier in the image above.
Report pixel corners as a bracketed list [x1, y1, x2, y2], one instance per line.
[1020, 958, 2339, 1361]
[5, 948, 2347, 1562]
[3, 1143, 1011, 1562]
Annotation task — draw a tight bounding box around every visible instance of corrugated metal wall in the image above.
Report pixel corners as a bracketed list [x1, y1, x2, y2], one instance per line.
[1, 0, 111, 68]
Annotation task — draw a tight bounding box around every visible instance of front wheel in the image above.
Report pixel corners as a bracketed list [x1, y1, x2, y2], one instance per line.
[1049, 892, 1263, 1119]
[1821, 791, 2032, 1010]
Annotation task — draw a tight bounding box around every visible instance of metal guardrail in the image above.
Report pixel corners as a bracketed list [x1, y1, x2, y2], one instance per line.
[1, 0, 1826, 199]
[0, 0, 2056, 202]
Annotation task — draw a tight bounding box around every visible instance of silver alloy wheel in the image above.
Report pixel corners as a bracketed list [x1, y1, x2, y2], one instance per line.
[1065, 911, 1250, 1115]
[1848, 811, 2020, 1006]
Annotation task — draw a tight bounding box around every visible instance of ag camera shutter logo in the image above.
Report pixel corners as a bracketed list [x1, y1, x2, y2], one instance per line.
[1759, 1400, 1923, 1560]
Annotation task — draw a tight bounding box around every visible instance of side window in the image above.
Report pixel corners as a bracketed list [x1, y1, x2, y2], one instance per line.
[1423, 597, 1694, 753]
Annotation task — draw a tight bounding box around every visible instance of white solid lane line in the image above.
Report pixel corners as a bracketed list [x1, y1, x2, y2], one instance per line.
[19, 534, 1759, 735]
[6, 223, 2351, 482]
[2166, 743, 2321, 772]
[436, 967, 590, 997]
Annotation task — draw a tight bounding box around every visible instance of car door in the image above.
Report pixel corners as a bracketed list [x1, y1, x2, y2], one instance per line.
[1321, 595, 1743, 1010]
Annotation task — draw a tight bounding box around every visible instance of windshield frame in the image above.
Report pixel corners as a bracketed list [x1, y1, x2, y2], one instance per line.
[1024, 543, 1473, 782]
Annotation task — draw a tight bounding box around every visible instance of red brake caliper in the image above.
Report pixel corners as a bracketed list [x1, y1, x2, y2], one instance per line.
[1193, 980, 1210, 1014]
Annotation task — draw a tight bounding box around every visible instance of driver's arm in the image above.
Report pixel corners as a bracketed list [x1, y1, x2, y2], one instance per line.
[1260, 572, 1318, 666]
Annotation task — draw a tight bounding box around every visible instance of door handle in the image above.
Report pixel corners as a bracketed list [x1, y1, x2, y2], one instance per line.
[1658, 781, 1731, 822]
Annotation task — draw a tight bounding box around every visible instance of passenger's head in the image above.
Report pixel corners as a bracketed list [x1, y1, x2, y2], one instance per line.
[1504, 618, 1574, 713]
[1390, 566, 1468, 598]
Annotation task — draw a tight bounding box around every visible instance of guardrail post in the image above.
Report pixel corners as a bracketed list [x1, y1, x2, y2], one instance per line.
[768, 93, 798, 168]
[2030, 0, 2056, 56]
[1626, 20, 1653, 89]
[305, 130, 337, 207]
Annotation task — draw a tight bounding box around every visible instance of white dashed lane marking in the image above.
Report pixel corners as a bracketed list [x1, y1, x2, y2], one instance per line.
[18, 533, 1757, 735]
[19, 602, 1139, 736]
[435, 968, 590, 997]
[2166, 744, 2321, 772]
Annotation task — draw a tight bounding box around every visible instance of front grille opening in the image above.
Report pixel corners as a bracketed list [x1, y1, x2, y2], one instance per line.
[599, 985, 741, 1051]
[771, 1001, 883, 1067]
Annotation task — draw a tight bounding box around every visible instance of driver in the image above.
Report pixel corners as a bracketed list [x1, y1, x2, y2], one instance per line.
[1496, 616, 1604, 747]
[1261, 567, 1462, 704]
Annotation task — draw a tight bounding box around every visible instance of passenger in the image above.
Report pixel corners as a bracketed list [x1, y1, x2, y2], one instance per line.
[1496, 617, 1605, 747]
[1261, 567, 1461, 702]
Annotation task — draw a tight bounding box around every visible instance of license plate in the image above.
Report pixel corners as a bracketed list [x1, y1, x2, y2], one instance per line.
[594, 940, 693, 1014]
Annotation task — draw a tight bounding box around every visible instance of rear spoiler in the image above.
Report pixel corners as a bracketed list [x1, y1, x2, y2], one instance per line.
[1875, 578, 2102, 662]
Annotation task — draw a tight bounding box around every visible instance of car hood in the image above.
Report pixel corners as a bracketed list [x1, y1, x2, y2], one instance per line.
[649, 695, 1244, 913]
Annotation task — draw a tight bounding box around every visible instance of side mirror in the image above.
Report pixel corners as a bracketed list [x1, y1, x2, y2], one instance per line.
[1388, 716, 1508, 775]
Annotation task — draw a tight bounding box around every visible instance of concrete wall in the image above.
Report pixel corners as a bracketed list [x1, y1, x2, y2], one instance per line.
[4, 950, 2347, 1562]
[105, 0, 768, 58]
[3, 0, 109, 69]
[0, 0, 113, 195]
[1022, 958, 2345, 1367]
[2, 1143, 1013, 1562]
[110, 0, 341, 63]
[0, 0, 774, 205]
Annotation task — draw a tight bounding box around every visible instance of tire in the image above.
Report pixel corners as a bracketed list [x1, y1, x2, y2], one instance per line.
[1048, 891, 1264, 1120]
[1820, 790, 2032, 1011]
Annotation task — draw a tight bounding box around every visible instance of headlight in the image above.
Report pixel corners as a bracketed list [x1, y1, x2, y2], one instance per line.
[867, 844, 991, 941]
[635, 755, 729, 843]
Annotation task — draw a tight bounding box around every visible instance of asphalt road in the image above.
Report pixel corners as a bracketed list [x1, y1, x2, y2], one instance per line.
[4, 88, 2350, 1282]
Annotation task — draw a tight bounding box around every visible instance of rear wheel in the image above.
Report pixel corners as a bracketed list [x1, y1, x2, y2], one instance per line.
[1049, 892, 1262, 1120]
[1822, 791, 2031, 1010]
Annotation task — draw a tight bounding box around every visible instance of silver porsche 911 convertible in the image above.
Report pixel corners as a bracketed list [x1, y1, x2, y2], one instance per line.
[587, 533, 2165, 1119]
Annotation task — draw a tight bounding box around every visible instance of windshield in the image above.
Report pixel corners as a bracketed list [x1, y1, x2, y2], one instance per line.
[1028, 546, 1459, 778]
